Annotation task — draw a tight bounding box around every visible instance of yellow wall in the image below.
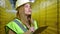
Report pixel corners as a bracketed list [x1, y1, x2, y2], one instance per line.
[32, 0, 60, 34]
[0, 0, 15, 34]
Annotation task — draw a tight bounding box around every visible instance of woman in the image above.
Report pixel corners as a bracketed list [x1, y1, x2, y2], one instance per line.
[5, 0, 38, 34]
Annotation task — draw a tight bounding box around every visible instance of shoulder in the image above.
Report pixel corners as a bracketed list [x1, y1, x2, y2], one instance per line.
[6, 20, 15, 27]
[6, 19, 24, 33]
[6, 19, 16, 32]
[31, 19, 37, 24]
[34, 20, 37, 23]
[33, 19, 38, 30]
[33, 19, 38, 25]
[6, 18, 21, 28]
[6, 18, 21, 26]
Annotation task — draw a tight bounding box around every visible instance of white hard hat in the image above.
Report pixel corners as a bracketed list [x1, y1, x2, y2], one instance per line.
[15, 0, 35, 9]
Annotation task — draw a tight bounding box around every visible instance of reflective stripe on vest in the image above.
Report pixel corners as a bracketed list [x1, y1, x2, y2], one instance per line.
[14, 19, 27, 32]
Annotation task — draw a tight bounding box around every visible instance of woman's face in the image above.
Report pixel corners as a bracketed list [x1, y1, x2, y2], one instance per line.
[24, 3, 32, 15]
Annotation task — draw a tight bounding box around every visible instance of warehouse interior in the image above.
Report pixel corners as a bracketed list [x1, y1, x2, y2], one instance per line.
[0, 0, 60, 34]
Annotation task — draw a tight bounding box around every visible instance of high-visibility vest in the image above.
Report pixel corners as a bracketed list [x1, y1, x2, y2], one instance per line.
[5, 18, 38, 34]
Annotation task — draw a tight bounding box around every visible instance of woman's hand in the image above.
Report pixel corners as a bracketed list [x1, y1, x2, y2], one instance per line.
[29, 27, 35, 32]
[24, 27, 35, 34]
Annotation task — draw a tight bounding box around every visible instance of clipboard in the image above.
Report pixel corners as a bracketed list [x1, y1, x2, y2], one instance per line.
[33, 26, 48, 34]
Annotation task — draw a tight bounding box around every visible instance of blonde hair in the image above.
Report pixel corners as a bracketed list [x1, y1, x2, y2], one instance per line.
[16, 4, 29, 24]
[16, 3, 34, 28]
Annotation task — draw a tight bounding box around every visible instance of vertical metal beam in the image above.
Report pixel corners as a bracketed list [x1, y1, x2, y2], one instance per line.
[57, 0, 59, 34]
[45, 0, 47, 34]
